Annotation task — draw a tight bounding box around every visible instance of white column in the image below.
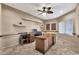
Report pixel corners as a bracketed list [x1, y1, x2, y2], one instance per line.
[75, 4, 79, 35]
[0, 3, 2, 48]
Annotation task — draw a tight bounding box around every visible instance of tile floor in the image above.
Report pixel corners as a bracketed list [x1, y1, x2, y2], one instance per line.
[0, 34, 79, 55]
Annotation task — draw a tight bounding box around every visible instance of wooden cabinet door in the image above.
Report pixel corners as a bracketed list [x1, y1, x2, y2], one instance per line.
[51, 23, 56, 30]
[46, 24, 50, 30]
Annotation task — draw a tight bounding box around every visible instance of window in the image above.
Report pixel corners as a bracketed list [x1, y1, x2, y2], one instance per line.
[46, 24, 50, 30]
[51, 23, 56, 30]
[65, 19, 73, 35]
[59, 22, 65, 33]
[59, 19, 73, 35]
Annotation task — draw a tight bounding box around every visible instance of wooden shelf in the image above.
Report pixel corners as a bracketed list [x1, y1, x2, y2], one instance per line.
[13, 24, 25, 27]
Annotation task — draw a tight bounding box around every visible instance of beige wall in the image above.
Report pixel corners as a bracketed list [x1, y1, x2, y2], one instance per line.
[61, 12, 75, 21]
[0, 4, 1, 34]
[1, 4, 43, 49]
[2, 5, 43, 34]
[24, 20, 41, 32]
[0, 4, 2, 48]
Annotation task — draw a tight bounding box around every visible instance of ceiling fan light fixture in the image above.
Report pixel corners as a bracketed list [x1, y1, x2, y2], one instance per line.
[42, 13, 46, 16]
[37, 6, 53, 15]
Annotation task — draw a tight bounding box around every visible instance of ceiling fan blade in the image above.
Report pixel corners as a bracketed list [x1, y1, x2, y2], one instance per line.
[37, 9, 47, 13]
[37, 10, 43, 12]
[47, 11, 53, 14]
[47, 7, 51, 10]
[38, 13, 43, 15]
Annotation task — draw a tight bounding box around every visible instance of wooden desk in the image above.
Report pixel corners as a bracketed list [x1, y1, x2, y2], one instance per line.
[35, 34, 56, 54]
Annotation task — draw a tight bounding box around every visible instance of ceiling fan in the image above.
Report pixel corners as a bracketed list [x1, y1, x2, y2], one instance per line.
[37, 6, 53, 15]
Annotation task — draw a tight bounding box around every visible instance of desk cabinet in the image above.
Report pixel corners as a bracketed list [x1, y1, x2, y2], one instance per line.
[35, 34, 56, 54]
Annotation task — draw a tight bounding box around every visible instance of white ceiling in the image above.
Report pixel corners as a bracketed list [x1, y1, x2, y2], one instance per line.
[4, 3, 77, 20]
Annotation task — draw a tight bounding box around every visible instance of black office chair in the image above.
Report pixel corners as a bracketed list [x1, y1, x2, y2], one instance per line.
[19, 32, 28, 45]
[32, 29, 42, 36]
